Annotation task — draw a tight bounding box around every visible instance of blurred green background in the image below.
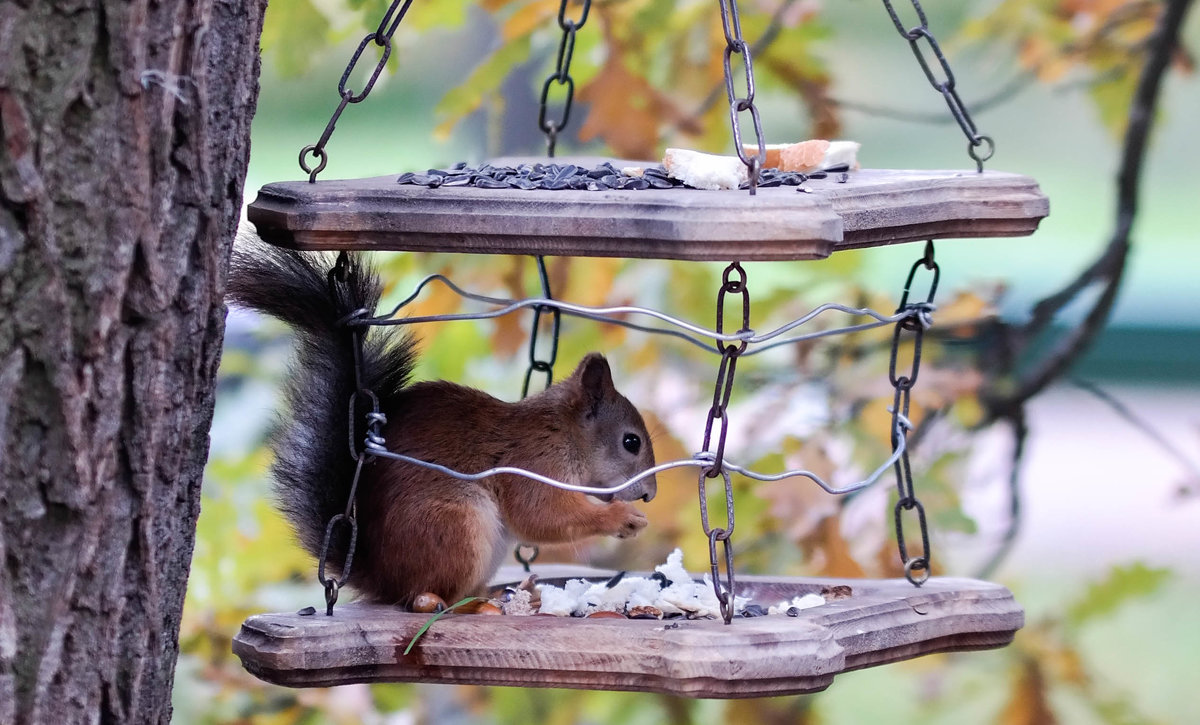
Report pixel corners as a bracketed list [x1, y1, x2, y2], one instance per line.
[181, 1, 1200, 723]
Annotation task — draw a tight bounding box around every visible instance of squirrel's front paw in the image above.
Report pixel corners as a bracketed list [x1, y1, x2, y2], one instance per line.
[614, 506, 648, 539]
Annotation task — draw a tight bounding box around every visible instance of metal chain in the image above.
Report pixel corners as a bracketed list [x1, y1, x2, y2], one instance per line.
[514, 255, 562, 568]
[316, 252, 389, 615]
[888, 240, 938, 586]
[539, 0, 592, 157]
[716, 0, 766, 194]
[698, 262, 751, 623]
[521, 256, 562, 399]
[299, 0, 416, 182]
[881, 0, 995, 172]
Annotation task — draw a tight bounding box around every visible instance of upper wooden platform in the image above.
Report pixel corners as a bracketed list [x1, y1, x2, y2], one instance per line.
[246, 165, 1048, 262]
[233, 568, 1023, 698]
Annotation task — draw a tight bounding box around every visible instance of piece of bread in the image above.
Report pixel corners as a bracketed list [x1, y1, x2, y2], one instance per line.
[662, 148, 748, 190]
[741, 143, 788, 169]
[742, 139, 860, 172]
[779, 140, 831, 171]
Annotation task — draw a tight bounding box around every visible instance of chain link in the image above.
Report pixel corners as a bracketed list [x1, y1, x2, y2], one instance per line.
[513, 255, 562, 567]
[887, 240, 938, 586]
[316, 253, 390, 614]
[696, 262, 751, 623]
[538, 0, 592, 156]
[299, 0, 416, 182]
[716, 0, 766, 194]
[521, 256, 562, 398]
[880, 0, 995, 172]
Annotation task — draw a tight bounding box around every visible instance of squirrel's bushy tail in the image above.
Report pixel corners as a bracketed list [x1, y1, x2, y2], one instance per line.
[227, 238, 414, 561]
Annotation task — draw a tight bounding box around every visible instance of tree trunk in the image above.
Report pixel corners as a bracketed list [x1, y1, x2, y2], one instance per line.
[0, 1, 267, 722]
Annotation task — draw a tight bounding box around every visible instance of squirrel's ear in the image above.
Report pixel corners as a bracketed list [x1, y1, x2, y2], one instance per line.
[574, 353, 613, 416]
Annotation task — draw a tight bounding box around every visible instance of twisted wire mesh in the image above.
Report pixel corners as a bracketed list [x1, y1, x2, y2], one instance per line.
[346, 272, 930, 498]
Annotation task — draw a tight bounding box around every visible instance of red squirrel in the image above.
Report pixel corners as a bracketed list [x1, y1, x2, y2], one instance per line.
[227, 242, 657, 607]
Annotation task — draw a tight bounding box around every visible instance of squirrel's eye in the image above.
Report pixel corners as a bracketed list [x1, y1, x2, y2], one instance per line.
[622, 433, 641, 455]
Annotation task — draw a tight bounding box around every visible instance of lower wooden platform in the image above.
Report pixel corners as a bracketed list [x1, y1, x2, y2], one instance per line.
[232, 570, 1023, 698]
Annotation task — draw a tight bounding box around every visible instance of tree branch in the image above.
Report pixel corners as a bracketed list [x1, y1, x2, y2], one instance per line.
[984, 0, 1195, 422]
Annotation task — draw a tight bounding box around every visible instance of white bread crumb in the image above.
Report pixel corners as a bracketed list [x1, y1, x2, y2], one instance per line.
[662, 148, 748, 190]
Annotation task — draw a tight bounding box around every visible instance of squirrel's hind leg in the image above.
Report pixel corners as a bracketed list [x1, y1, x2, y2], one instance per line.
[364, 483, 509, 608]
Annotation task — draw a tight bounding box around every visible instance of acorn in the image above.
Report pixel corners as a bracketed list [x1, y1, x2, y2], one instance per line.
[586, 610, 627, 619]
[412, 592, 447, 614]
[473, 602, 503, 616]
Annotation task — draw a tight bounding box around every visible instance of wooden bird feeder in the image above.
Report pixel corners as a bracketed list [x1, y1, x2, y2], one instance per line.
[233, 0, 1044, 698]
[234, 568, 1023, 697]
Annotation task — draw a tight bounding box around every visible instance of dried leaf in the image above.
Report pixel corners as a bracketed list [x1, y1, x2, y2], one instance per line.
[999, 658, 1059, 725]
[639, 411, 699, 543]
[577, 53, 696, 159]
[759, 439, 839, 544]
[807, 514, 866, 579]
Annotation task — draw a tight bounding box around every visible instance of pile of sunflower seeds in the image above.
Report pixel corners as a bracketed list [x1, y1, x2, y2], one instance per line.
[396, 161, 846, 192]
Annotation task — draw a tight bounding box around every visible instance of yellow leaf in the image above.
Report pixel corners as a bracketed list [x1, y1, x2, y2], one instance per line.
[500, 0, 556, 41]
[859, 394, 926, 448]
[935, 289, 997, 330]
[489, 257, 527, 358]
[953, 394, 986, 428]
[564, 257, 621, 308]
[434, 36, 532, 140]
[407, 267, 464, 355]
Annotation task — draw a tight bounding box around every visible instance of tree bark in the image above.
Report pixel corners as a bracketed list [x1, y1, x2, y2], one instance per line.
[0, 0, 267, 722]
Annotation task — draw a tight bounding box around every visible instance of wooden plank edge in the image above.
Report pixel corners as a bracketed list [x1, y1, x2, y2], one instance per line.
[256, 228, 837, 262]
[841, 629, 1018, 673]
[837, 216, 1048, 250]
[232, 619, 841, 697]
[235, 654, 837, 698]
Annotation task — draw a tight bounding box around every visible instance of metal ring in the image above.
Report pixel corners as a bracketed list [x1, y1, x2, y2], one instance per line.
[299, 145, 328, 182]
[968, 135, 995, 164]
[903, 556, 931, 586]
[514, 544, 539, 572]
[323, 579, 341, 616]
[721, 261, 747, 289]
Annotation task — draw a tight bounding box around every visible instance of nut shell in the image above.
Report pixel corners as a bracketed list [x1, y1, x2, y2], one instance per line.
[411, 592, 447, 614]
[585, 610, 627, 619]
[628, 605, 663, 620]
